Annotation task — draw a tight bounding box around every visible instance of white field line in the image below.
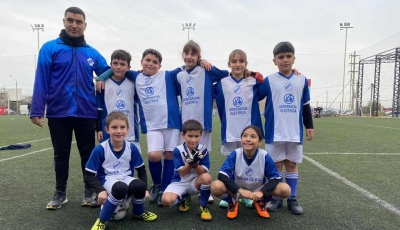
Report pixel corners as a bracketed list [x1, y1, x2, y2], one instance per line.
[0, 141, 76, 163]
[306, 152, 400, 155]
[350, 123, 400, 130]
[304, 155, 400, 216]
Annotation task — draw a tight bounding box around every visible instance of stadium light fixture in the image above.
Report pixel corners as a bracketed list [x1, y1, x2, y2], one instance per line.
[31, 24, 45, 53]
[9, 75, 18, 115]
[340, 22, 353, 115]
[182, 22, 196, 41]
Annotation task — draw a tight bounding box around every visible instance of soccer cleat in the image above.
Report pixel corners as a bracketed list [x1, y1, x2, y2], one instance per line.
[227, 202, 238, 220]
[287, 196, 303, 215]
[133, 210, 158, 221]
[179, 194, 191, 212]
[91, 218, 106, 230]
[265, 199, 283, 212]
[148, 185, 161, 203]
[157, 191, 164, 207]
[46, 191, 68, 210]
[198, 206, 212, 222]
[239, 198, 253, 208]
[219, 199, 228, 208]
[82, 188, 96, 206]
[253, 201, 270, 219]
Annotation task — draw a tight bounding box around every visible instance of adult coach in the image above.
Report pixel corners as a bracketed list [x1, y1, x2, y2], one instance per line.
[30, 6, 109, 210]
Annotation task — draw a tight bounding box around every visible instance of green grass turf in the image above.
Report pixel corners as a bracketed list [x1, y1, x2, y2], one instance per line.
[0, 115, 399, 229]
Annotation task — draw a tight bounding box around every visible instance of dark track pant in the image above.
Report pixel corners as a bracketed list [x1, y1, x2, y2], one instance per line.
[48, 117, 96, 193]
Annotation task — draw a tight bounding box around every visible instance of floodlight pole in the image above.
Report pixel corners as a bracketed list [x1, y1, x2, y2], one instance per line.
[9, 75, 18, 115]
[182, 23, 196, 41]
[340, 22, 353, 115]
[31, 24, 45, 53]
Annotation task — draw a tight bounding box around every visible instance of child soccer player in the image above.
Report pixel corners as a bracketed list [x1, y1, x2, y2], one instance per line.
[96, 50, 141, 153]
[260, 41, 314, 215]
[214, 49, 264, 208]
[211, 125, 291, 220]
[161, 119, 213, 222]
[97, 49, 184, 206]
[84, 111, 157, 230]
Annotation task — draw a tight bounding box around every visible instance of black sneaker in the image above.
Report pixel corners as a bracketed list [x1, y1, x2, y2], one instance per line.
[157, 191, 164, 207]
[265, 199, 283, 212]
[149, 185, 161, 203]
[287, 196, 303, 215]
[82, 188, 96, 206]
[46, 191, 68, 210]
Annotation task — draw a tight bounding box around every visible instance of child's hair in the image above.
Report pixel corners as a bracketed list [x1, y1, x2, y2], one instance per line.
[273, 42, 295, 57]
[182, 40, 202, 60]
[182, 119, 203, 135]
[241, 125, 264, 141]
[228, 49, 249, 77]
[111, 50, 132, 66]
[65, 7, 85, 20]
[106, 111, 129, 127]
[142, 48, 162, 63]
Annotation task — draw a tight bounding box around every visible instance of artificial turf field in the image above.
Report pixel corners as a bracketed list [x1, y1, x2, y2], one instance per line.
[0, 115, 399, 229]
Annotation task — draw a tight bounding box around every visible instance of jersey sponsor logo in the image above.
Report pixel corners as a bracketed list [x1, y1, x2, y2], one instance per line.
[233, 96, 243, 107]
[284, 94, 294, 104]
[145, 77, 152, 85]
[233, 86, 242, 94]
[186, 87, 195, 97]
[116, 89, 124, 97]
[284, 83, 293, 91]
[116, 100, 126, 109]
[87, 57, 94, 66]
[236, 175, 262, 182]
[186, 76, 193, 85]
[145, 87, 154, 96]
[245, 167, 253, 176]
[143, 87, 160, 104]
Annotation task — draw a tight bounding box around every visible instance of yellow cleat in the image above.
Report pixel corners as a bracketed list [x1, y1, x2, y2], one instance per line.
[91, 218, 106, 230]
[133, 210, 158, 221]
[179, 195, 191, 212]
[198, 206, 212, 222]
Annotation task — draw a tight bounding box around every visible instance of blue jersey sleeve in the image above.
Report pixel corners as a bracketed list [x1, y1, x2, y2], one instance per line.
[207, 66, 229, 82]
[129, 143, 144, 169]
[85, 145, 105, 173]
[93, 50, 110, 77]
[173, 147, 186, 171]
[219, 150, 237, 179]
[199, 148, 211, 171]
[302, 77, 311, 105]
[98, 69, 139, 82]
[264, 154, 281, 180]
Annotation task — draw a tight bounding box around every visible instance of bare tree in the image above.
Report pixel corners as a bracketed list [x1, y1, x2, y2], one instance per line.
[0, 86, 9, 107]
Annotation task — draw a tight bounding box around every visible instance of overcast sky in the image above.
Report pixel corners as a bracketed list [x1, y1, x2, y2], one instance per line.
[1, 0, 400, 109]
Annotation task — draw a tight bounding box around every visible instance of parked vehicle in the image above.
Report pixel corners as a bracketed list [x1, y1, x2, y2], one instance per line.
[6, 109, 16, 115]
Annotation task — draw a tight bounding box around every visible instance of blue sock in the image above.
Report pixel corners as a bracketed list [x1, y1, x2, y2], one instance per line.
[264, 195, 274, 203]
[132, 198, 145, 216]
[221, 194, 233, 204]
[160, 159, 174, 191]
[285, 172, 298, 199]
[99, 194, 121, 221]
[199, 184, 211, 206]
[149, 160, 162, 185]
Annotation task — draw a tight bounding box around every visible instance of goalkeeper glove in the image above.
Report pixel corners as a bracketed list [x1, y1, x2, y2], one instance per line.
[250, 71, 264, 83]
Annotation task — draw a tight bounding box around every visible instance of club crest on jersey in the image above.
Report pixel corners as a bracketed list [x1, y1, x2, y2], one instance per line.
[116, 100, 126, 109]
[145, 87, 154, 96]
[233, 96, 243, 107]
[116, 89, 124, 97]
[87, 58, 94, 66]
[233, 86, 242, 94]
[186, 87, 194, 97]
[284, 83, 293, 91]
[245, 167, 253, 176]
[186, 76, 193, 85]
[145, 77, 152, 85]
[113, 161, 121, 169]
[284, 94, 294, 104]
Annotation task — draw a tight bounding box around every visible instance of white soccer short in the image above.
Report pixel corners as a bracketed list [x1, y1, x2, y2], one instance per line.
[221, 141, 241, 156]
[265, 141, 303, 163]
[146, 128, 180, 153]
[164, 178, 200, 197]
[179, 130, 212, 151]
[103, 176, 136, 194]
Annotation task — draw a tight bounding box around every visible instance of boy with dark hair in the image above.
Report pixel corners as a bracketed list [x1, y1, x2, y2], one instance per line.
[161, 119, 213, 222]
[260, 41, 314, 215]
[85, 111, 157, 230]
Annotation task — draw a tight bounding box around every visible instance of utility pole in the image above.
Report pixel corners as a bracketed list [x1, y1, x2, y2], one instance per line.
[340, 22, 353, 115]
[370, 83, 374, 116]
[349, 51, 359, 111]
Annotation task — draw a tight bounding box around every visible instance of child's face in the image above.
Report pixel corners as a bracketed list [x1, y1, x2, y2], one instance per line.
[182, 50, 200, 69]
[111, 58, 130, 80]
[228, 54, 247, 78]
[241, 128, 262, 153]
[273, 52, 295, 75]
[105, 119, 129, 143]
[141, 54, 161, 76]
[182, 130, 202, 150]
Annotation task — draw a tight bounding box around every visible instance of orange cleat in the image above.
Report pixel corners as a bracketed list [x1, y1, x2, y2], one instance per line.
[227, 202, 239, 220]
[253, 201, 270, 219]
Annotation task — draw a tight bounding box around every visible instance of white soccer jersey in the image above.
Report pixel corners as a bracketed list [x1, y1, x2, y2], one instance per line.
[97, 77, 138, 142]
[219, 148, 280, 191]
[214, 76, 263, 144]
[134, 69, 181, 133]
[177, 66, 228, 131]
[171, 143, 210, 183]
[85, 140, 144, 185]
[260, 72, 311, 144]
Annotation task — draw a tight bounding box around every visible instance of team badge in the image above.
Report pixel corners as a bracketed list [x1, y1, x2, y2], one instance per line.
[233, 86, 242, 94]
[233, 96, 243, 107]
[145, 77, 152, 85]
[87, 58, 94, 66]
[186, 76, 193, 85]
[116, 100, 126, 109]
[116, 89, 124, 97]
[145, 87, 154, 96]
[284, 94, 294, 104]
[284, 83, 293, 91]
[245, 167, 253, 176]
[186, 87, 194, 97]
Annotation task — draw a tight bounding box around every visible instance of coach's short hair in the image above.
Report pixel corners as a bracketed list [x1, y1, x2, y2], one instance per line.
[273, 41, 295, 57]
[182, 119, 203, 135]
[65, 7, 86, 20]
